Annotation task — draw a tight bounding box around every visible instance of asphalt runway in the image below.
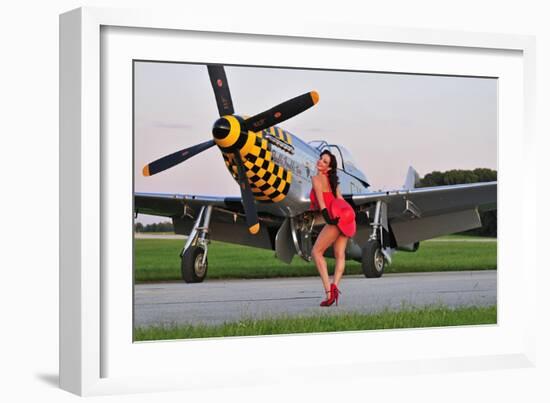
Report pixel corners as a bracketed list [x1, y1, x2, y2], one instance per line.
[134, 270, 496, 327]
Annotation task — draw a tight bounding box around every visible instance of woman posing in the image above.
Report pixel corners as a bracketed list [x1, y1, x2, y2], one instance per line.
[310, 150, 355, 307]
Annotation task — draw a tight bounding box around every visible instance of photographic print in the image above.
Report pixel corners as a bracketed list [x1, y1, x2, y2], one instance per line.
[133, 62, 497, 341]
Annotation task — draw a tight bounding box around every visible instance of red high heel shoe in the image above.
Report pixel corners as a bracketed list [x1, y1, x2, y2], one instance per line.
[332, 283, 341, 306]
[320, 283, 341, 307]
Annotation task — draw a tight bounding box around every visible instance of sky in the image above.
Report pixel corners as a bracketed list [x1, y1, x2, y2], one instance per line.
[134, 62, 497, 225]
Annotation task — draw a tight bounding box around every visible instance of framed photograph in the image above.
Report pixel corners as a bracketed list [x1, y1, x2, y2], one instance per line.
[60, 7, 536, 396]
[132, 61, 499, 337]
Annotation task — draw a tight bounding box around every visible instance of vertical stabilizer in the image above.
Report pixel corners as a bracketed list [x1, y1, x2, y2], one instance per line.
[403, 166, 420, 190]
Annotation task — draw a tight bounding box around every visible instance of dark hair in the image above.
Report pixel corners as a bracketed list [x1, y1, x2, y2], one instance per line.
[320, 150, 339, 197]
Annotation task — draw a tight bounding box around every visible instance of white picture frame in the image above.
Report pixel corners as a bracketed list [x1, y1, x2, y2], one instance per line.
[60, 7, 537, 396]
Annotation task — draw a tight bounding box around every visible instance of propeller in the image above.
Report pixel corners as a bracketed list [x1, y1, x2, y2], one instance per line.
[233, 152, 260, 234]
[142, 64, 319, 234]
[243, 91, 319, 133]
[207, 65, 234, 116]
[142, 140, 215, 177]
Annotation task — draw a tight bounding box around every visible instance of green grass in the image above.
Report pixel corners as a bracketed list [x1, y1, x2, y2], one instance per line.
[134, 237, 497, 282]
[134, 304, 496, 341]
[426, 234, 496, 240]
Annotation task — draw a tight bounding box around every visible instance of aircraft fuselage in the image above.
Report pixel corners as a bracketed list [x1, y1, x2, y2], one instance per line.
[216, 117, 369, 217]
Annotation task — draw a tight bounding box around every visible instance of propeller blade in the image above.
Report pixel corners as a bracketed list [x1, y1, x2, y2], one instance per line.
[207, 65, 234, 116]
[142, 140, 215, 176]
[244, 91, 319, 133]
[233, 153, 260, 234]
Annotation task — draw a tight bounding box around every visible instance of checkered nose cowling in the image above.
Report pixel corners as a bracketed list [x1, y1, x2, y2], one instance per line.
[222, 129, 292, 203]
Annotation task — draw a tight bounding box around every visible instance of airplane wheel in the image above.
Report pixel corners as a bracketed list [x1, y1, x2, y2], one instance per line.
[361, 240, 385, 278]
[181, 246, 208, 283]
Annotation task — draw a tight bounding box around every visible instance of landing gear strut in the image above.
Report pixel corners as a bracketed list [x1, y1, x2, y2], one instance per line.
[180, 205, 213, 283]
[362, 201, 387, 278]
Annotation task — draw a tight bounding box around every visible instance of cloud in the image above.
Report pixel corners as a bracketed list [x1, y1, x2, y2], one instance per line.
[152, 121, 193, 130]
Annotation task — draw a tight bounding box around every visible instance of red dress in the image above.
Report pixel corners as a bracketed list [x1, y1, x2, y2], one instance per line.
[310, 176, 357, 237]
[309, 178, 336, 219]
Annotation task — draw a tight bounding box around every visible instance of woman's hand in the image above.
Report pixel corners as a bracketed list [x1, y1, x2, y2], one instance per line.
[322, 208, 340, 225]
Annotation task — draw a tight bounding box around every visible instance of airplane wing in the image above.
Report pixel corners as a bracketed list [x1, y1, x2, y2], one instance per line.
[343, 182, 497, 246]
[135, 192, 245, 217]
[134, 192, 282, 251]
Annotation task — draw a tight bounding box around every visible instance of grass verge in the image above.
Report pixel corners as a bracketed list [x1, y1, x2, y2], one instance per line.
[134, 304, 496, 341]
[134, 238, 497, 282]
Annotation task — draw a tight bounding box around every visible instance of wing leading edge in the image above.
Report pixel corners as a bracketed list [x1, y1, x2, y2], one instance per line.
[347, 182, 496, 216]
[135, 192, 245, 218]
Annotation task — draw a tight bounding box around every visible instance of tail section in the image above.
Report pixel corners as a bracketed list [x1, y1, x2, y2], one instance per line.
[403, 166, 420, 190]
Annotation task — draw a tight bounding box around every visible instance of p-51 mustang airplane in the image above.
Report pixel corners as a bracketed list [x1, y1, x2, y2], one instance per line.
[135, 65, 497, 283]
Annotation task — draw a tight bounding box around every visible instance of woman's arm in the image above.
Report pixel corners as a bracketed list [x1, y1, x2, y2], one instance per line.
[314, 175, 339, 225]
[312, 176, 327, 210]
[336, 185, 344, 200]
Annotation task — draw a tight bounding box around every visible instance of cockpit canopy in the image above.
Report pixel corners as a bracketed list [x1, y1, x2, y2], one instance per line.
[308, 140, 369, 187]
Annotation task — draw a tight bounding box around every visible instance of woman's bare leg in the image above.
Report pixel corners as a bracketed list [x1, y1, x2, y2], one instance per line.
[333, 234, 349, 287]
[311, 225, 340, 292]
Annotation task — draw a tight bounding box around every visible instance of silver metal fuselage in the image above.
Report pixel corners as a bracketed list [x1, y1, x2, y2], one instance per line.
[223, 125, 369, 218]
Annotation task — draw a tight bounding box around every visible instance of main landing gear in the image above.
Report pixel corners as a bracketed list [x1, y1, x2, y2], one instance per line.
[362, 239, 385, 278]
[180, 205, 212, 283]
[361, 201, 388, 278]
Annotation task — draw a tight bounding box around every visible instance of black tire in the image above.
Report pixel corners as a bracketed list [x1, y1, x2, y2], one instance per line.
[181, 246, 208, 283]
[361, 240, 385, 278]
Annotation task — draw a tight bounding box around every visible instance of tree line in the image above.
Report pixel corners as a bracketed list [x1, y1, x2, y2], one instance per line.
[418, 168, 497, 237]
[134, 221, 174, 233]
